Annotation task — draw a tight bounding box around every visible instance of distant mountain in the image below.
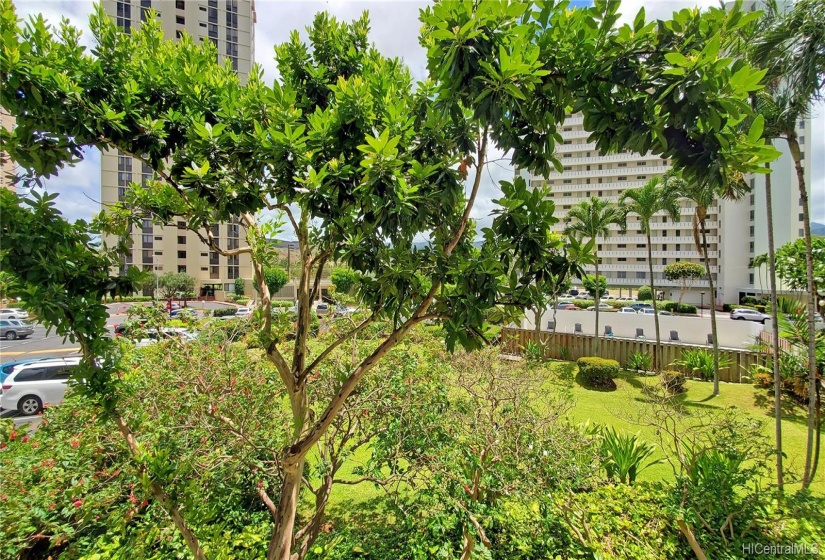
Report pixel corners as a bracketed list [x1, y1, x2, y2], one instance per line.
[812, 222, 825, 236]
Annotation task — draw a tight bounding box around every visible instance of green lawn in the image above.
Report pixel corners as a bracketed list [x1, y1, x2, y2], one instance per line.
[543, 360, 822, 493]
[324, 358, 822, 518]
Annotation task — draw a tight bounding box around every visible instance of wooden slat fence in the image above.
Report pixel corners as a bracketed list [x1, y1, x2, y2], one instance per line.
[501, 327, 767, 384]
[757, 330, 793, 353]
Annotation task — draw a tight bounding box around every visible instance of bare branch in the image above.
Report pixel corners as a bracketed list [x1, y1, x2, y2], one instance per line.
[302, 312, 379, 378]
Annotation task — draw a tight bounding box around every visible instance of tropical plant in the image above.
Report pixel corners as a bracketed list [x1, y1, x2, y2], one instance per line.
[672, 349, 732, 381]
[627, 351, 653, 372]
[261, 267, 289, 298]
[621, 175, 683, 372]
[566, 197, 626, 357]
[750, 0, 825, 489]
[157, 272, 196, 300]
[581, 273, 608, 299]
[662, 262, 706, 305]
[0, 0, 781, 557]
[599, 427, 660, 484]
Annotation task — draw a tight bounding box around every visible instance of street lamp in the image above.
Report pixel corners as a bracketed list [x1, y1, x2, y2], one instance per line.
[700, 292, 705, 318]
[152, 254, 160, 300]
[287, 243, 297, 283]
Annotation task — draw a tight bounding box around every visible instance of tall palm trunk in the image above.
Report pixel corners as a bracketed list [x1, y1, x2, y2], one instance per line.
[648, 230, 661, 373]
[594, 252, 601, 356]
[787, 134, 818, 489]
[764, 164, 784, 494]
[699, 212, 721, 396]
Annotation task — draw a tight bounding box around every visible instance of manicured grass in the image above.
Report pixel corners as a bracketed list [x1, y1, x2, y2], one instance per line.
[542, 360, 822, 493]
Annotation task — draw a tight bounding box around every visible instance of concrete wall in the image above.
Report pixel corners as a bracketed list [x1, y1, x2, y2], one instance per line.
[524, 309, 764, 349]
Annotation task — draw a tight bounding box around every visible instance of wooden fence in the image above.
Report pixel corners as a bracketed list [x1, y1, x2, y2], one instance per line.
[501, 327, 767, 384]
[757, 330, 793, 353]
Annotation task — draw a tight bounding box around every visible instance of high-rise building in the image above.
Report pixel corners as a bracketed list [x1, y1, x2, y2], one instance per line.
[100, 0, 255, 299]
[519, 111, 810, 307]
[0, 107, 16, 190]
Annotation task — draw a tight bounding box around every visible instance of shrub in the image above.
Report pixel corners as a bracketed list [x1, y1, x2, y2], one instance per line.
[523, 340, 544, 364]
[663, 302, 697, 314]
[661, 369, 686, 394]
[751, 369, 773, 389]
[626, 351, 652, 372]
[213, 307, 238, 318]
[233, 277, 245, 296]
[741, 295, 761, 305]
[636, 285, 653, 301]
[271, 300, 293, 308]
[577, 357, 619, 388]
[330, 268, 358, 296]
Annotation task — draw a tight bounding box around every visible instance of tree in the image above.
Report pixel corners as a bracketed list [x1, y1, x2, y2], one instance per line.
[0, 1, 780, 558]
[138, 270, 158, 299]
[751, 0, 825, 489]
[565, 198, 625, 356]
[637, 286, 652, 301]
[262, 267, 289, 299]
[157, 272, 195, 300]
[770, 238, 825, 312]
[329, 268, 358, 297]
[233, 277, 245, 296]
[582, 274, 608, 300]
[663, 262, 706, 305]
[621, 175, 682, 372]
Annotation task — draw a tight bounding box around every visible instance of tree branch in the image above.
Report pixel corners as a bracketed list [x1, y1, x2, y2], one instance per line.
[302, 312, 379, 378]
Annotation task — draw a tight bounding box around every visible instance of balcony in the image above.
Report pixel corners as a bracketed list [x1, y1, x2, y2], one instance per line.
[599, 250, 716, 259]
[587, 263, 718, 273]
[546, 165, 671, 180]
[558, 151, 667, 166]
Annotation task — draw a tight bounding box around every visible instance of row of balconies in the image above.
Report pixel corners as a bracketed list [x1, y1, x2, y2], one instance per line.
[547, 165, 671, 179]
[587, 263, 719, 273]
[598, 250, 717, 259]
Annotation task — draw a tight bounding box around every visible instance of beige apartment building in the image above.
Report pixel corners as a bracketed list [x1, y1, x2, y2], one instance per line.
[0, 107, 15, 190]
[101, 0, 255, 299]
[520, 113, 810, 307]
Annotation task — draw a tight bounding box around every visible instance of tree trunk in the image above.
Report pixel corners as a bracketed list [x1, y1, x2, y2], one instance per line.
[648, 230, 661, 373]
[535, 305, 544, 351]
[764, 165, 784, 494]
[787, 135, 817, 490]
[267, 456, 306, 560]
[594, 255, 601, 357]
[700, 218, 721, 396]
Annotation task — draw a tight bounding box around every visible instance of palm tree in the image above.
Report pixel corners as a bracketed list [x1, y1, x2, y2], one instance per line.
[751, 0, 825, 490]
[677, 173, 749, 397]
[620, 176, 682, 374]
[565, 196, 626, 356]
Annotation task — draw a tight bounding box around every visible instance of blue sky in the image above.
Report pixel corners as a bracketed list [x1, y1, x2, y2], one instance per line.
[11, 0, 825, 235]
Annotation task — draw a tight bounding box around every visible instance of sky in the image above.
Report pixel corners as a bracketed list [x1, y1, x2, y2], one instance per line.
[11, 0, 825, 237]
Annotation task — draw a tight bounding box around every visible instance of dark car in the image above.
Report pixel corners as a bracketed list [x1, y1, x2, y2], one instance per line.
[628, 302, 654, 312]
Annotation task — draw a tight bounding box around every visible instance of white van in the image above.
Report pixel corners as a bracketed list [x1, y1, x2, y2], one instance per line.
[0, 357, 82, 415]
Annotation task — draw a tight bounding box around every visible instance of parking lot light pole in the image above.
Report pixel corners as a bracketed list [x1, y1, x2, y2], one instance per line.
[700, 292, 705, 318]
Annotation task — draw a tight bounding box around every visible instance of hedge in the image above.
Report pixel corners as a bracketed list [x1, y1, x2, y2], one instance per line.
[271, 301, 294, 308]
[213, 308, 238, 318]
[662, 302, 697, 314]
[577, 357, 620, 387]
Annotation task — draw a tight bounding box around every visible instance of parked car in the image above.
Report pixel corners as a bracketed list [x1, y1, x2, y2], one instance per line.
[135, 328, 196, 348]
[1, 358, 52, 383]
[170, 308, 199, 319]
[586, 303, 613, 311]
[0, 308, 29, 321]
[816, 312, 824, 331]
[315, 302, 330, 317]
[640, 308, 672, 316]
[555, 302, 580, 310]
[730, 308, 770, 324]
[0, 319, 34, 340]
[0, 357, 82, 414]
[235, 307, 252, 317]
[618, 307, 639, 314]
[629, 302, 654, 312]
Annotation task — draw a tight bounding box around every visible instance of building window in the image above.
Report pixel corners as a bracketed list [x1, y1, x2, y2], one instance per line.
[636, 175, 647, 180]
[201, 267, 208, 271]
[662, 244, 667, 250]
[118, 187, 127, 201]
[563, 153, 572, 158]
[176, 30, 184, 39]
[750, 241, 755, 252]
[117, 156, 132, 172]
[227, 255, 239, 279]
[637, 257, 647, 262]
[799, 120, 805, 129]
[177, 236, 186, 244]
[662, 258, 667, 265]
[618, 258, 627, 262]
[750, 194, 755, 204]
[749, 273, 755, 284]
[617, 271, 627, 279]
[209, 251, 219, 265]
[142, 235, 153, 245]
[750, 226, 755, 236]
[175, 0, 185, 9]
[176, 15, 185, 25]
[749, 210, 754, 220]
[210, 265, 220, 279]
[563, 179, 572, 184]
[800, 228, 804, 237]
[799, 213, 804, 221]
[636, 243, 645, 248]
[200, 22, 206, 27]
[638, 161, 646, 166]
[118, 171, 132, 185]
[178, 251, 187, 259]
[178, 266, 187, 273]
[563, 166, 572, 171]
[154, 236, 162, 241]
[617, 244, 626, 248]
[618, 162, 627, 167]
[200, 252, 208, 257]
[617, 176, 627, 181]
[799, 136, 804, 144]
[675, 244, 681, 251]
[563, 140, 572, 145]
[675, 230, 680, 237]
[636, 272, 646, 279]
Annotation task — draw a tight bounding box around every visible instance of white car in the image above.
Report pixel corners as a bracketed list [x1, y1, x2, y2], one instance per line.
[618, 307, 639, 314]
[235, 307, 252, 317]
[0, 308, 29, 321]
[587, 303, 613, 311]
[640, 308, 672, 316]
[0, 357, 81, 415]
